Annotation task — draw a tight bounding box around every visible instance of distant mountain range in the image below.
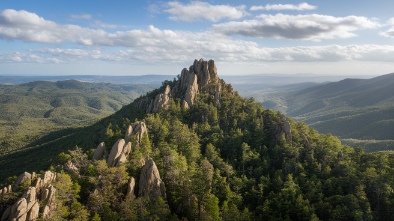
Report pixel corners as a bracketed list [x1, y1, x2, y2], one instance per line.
[0, 75, 175, 85]
[262, 73, 394, 151]
[0, 80, 154, 156]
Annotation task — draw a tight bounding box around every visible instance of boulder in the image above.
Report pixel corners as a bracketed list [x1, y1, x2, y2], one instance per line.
[153, 85, 171, 112]
[138, 158, 166, 200]
[126, 177, 136, 199]
[183, 73, 198, 108]
[92, 142, 106, 160]
[27, 201, 39, 221]
[41, 171, 56, 188]
[10, 198, 27, 221]
[107, 139, 125, 167]
[22, 187, 36, 211]
[64, 161, 79, 175]
[125, 125, 133, 141]
[115, 153, 127, 166]
[42, 206, 51, 220]
[123, 142, 132, 156]
[131, 122, 148, 144]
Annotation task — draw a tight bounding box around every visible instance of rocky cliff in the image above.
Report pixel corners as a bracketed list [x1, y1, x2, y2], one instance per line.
[1, 171, 57, 221]
[141, 58, 222, 113]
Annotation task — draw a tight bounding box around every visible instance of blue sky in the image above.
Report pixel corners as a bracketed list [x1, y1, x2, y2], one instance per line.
[1, 0, 394, 76]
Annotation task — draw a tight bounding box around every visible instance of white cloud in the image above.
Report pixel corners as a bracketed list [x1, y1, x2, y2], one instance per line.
[250, 3, 317, 11]
[0, 9, 393, 67]
[379, 18, 394, 38]
[4, 43, 394, 65]
[92, 20, 117, 29]
[165, 1, 247, 22]
[70, 14, 92, 20]
[213, 14, 380, 40]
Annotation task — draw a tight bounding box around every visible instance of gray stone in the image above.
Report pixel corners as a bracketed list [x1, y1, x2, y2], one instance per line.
[27, 201, 39, 221]
[125, 125, 133, 141]
[123, 141, 132, 156]
[126, 177, 136, 199]
[64, 161, 79, 175]
[138, 158, 166, 200]
[153, 85, 171, 112]
[42, 205, 51, 220]
[115, 153, 127, 166]
[107, 139, 125, 167]
[22, 187, 36, 211]
[10, 198, 27, 221]
[131, 122, 148, 144]
[92, 142, 106, 160]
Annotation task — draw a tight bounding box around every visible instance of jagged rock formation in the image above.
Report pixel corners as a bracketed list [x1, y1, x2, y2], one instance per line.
[126, 177, 136, 199]
[63, 161, 79, 176]
[130, 121, 148, 144]
[14, 172, 32, 190]
[138, 158, 166, 200]
[91, 121, 148, 167]
[92, 142, 106, 160]
[141, 58, 221, 113]
[1, 171, 57, 221]
[152, 85, 171, 112]
[107, 139, 126, 167]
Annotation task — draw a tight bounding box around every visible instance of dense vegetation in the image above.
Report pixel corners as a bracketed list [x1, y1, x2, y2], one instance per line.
[2, 76, 394, 220]
[0, 80, 154, 156]
[260, 73, 394, 151]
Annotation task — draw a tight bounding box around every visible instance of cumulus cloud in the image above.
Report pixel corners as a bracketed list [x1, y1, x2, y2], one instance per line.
[1, 9, 393, 65]
[250, 3, 316, 11]
[379, 18, 394, 38]
[4, 43, 394, 65]
[70, 14, 92, 20]
[165, 1, 247, 22]
[213, 14, 380, 40]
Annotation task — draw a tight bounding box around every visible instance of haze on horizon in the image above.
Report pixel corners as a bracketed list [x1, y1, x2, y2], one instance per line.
[1, 0, 394, 76]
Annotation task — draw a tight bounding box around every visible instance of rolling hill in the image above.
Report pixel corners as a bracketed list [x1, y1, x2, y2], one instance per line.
[262, 73, 394, 151]
[0, 80, 154, 156]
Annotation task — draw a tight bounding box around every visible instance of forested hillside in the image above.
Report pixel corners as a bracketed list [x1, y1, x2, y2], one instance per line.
[1, 59, 394, 220]
[262, 73, 394, 151]
[0, 80, 154, 156]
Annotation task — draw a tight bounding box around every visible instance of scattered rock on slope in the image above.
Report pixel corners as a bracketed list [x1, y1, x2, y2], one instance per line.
[138, 158, 166, 200]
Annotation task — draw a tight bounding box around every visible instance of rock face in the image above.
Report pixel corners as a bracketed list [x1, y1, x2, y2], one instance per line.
[14, 172, 32, 190]
[138, 158, 166, 200]
[126, 177, 136, 199]
[131, 121, 148, 144]
[1, 171, 57, 221]
[64, 161, 79, 175]
[92, 142, 106, 160]
[141, 58, 221, 113]
[107, 139, 126, 167]
[152, 85, 171, 113]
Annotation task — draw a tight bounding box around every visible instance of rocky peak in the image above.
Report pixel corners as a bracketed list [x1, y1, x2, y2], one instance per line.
[143, 58, 222, 113]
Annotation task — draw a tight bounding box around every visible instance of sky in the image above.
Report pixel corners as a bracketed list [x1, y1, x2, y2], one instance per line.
[1, 0, 394, 76]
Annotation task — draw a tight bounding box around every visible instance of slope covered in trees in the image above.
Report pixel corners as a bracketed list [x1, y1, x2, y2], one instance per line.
[1, 59, 394, 220]
[0, 80, 154, 156]
[262, 73, 394, 151]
